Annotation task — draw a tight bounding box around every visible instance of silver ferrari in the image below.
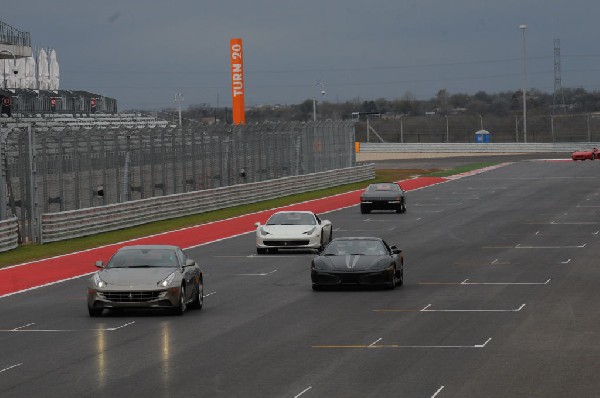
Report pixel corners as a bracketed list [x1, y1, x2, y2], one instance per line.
[87, 245, 203, 317]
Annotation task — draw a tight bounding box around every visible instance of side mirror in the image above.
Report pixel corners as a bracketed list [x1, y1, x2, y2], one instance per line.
[185, 259, 196, 267]
[254, 222, 261, 227]
[391, 248, 402, 255]
[95, 261, 105, 269]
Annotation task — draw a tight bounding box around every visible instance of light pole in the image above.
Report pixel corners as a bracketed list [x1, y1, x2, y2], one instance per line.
[174, 92, 184, 126]
[312, 81, 325, 121]
[520, 24, 527, 143]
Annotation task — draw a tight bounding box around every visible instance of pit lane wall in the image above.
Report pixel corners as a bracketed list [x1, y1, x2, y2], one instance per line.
[40, 164, 374, 243]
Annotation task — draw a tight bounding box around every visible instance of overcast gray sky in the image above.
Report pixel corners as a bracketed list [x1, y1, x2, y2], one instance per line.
[4, 0, 600, 110]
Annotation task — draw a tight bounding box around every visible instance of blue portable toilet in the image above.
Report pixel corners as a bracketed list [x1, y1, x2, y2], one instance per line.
[475, 130, 491, 143]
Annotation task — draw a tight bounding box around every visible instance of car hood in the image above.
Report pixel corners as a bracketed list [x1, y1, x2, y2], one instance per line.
[260, 225, 317, 235]
[97, 268, 178, 286]
[319, 255, 387, 271]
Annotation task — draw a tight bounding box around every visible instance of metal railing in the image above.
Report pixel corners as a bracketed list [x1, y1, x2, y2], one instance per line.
[0, 20, 31, 47]
[0, 218, 18, 252]
[356, 113, 600, 143]
[1, 121, 356, 244]
[40, 164, 374, 243]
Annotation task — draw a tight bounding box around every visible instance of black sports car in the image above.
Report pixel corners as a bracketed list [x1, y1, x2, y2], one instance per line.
[360, 182, 406, 214]
[311, 237, 404, 290]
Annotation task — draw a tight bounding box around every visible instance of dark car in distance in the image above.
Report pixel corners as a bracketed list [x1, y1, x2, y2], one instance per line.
[87, 245, 203, 317]
[360, 182, 406, 214]
[311, 237, 404, 290]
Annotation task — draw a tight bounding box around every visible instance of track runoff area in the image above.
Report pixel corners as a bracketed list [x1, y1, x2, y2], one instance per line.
[1, 159, 599, 397]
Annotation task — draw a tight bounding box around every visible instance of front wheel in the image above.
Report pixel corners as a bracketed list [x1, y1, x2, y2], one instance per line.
[172, 285, 187, 316]
[385, 268, 396, 290]
[396, 267, 404, 286]
[312, 284, 322, 291]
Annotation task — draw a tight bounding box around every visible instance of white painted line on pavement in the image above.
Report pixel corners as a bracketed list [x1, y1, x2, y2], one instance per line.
[313, 337, 493, 349]
[234, 270, 278, 276]
[421, 303, 526, 312]
[561, 259, 571, 264]
[204, 292, 217, 297]
[461, 279, 551, 285]
[0, 363, 22, 374]
[431, 386, 445, 398]
[0, 272, 96, 300]
[294, 387, 312, 398]
[516, 243, 586, 249]
[11, 323, 35, 331]
[0, 321, 136, 332]
[369, 338, 383, 347]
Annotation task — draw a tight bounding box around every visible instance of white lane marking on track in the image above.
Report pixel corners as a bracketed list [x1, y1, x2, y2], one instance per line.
[369, 338, 383, 347]
[516, 243, 586, 249]
[294, 387, 312, 398]
[11, 323, 35, 331]
[314, 337, 493, 349]
[0, 363, 23, 373]
[234, 270, 278, 276]
[204, 292, 216, 297]
[0, 321, 135, 332]
[421, 304, 526, 312]
[477, 337, 493, 348]
[461, 279, 551, 285]
[431, 386, 445, 398]
[0, 272, 96, 300]
[561, 259, 571, 264]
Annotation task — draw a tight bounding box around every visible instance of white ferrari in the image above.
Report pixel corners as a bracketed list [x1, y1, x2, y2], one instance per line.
[254, 211, 333, 254]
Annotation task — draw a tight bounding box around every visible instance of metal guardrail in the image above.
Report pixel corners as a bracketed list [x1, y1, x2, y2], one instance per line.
[0, 218, 19, 252]
[359, 142, 600, 153]
[40, 164, 375, 243]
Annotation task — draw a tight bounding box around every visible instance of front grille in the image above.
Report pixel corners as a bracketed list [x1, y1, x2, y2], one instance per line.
[99, 291, 162, 303]
[263, 240, 310, 247]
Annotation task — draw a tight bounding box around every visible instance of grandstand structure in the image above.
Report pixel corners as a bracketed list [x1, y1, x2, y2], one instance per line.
[0, 19, 168, 128]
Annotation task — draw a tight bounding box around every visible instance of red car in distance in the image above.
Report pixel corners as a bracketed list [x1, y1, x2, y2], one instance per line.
[571, 148, 599, 161]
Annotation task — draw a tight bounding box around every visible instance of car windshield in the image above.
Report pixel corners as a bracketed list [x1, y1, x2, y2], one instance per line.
[367, 183, 401, 192]
[107, 249, 179, 268]
[266, 212, 316, 226]
[323, 240, 387, 256]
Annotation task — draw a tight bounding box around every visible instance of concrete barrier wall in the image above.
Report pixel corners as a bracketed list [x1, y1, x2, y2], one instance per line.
[0, 218, 19, 253]
[40, 164, 374, 243]
[359, 142, 600, 153]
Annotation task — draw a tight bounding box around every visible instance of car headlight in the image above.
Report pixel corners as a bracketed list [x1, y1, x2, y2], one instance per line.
[371, 260, 393, 271]
[157, 272, 176, 287]
[260, 227, 271, 236]
[303, 227, 317, 235]
[93, 273, 107, 288]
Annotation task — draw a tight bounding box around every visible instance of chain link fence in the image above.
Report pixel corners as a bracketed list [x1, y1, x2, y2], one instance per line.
[0, 121, 356, 243]
[356, 113, 600, 143]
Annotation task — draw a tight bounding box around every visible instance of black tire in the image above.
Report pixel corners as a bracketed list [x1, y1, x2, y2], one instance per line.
[172, 285, 187, 316]
[396, 267, 404, 286]
[257, 247, 267, 255]
[360, 205, 370, 214]
[88, 307, 103, 317]
[385, 268, 396, 290]
[189, 279, 204, 310]
[312, 284, 322, 291]
[401, 201, 407, 213]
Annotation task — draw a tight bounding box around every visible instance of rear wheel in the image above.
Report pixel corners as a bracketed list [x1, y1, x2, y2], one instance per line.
[189, 279, 203, 310]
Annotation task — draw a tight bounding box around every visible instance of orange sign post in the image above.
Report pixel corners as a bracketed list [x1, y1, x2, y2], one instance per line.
[229, 38, 246, 125]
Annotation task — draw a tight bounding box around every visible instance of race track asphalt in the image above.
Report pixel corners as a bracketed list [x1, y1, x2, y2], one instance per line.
[1, 154, 599, 398]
